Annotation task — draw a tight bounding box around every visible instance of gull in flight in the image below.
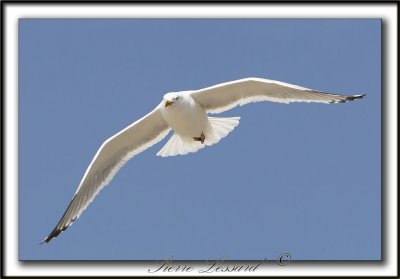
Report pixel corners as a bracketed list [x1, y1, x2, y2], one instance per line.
[41, 77, 364, 243]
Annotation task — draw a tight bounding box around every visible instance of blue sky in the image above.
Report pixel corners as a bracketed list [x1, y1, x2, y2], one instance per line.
[19, 19, 380, 260]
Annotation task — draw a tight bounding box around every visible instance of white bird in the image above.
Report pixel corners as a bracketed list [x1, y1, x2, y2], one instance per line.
[41, 77, 364, 243]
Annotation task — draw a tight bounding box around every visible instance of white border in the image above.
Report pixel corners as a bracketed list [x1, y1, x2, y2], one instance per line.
[4, 3, 397, 277]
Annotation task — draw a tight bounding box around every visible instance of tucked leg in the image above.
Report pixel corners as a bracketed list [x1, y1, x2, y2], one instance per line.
[193, 132, 205, 144]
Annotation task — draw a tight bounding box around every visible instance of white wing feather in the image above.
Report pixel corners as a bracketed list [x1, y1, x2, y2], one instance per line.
[190, 77, 364, 113]
[42, 106, 170, 243]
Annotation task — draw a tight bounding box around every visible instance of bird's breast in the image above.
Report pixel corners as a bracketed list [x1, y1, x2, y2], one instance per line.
[160, 97, 208, 138]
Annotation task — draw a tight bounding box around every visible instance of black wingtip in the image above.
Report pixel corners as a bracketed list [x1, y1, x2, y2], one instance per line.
[40, 237, 49, 245]
[347, 94, 366, 101]
[40, 223, 71, 244]
[329, 94, 366, 104]
[41, 200, 79, 244]
[40, 230, 60, 244]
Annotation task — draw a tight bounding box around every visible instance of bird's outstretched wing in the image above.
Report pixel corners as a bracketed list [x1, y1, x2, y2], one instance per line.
[190, 77, 365, 114]
[42, 106, 170, 243]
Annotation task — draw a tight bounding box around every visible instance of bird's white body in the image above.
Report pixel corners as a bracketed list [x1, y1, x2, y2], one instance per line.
[42, 77, 364, 243]
[160, 91, 207, 138]
[157, 91, 240, 157]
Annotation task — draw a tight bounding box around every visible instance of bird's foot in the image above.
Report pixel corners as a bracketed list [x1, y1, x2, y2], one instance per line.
[193, 132, 205, 144]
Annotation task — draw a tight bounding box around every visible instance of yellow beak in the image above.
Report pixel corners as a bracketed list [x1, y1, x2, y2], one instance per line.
[164, 100, 174, 107]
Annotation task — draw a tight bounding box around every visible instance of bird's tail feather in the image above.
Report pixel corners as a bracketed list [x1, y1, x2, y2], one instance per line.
[156, 134, 205, 157]
[156, 116, 240, 157]
[204, 116, 240, 146]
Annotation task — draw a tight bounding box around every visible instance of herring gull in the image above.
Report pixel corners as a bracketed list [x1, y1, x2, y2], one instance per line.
[41, 77, 364, 243]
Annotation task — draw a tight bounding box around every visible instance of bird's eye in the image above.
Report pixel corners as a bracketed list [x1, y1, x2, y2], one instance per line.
[175, 96, 180, 101]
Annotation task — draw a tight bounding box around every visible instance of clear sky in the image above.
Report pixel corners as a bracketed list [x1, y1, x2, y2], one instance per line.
[19, 19, 380, 260]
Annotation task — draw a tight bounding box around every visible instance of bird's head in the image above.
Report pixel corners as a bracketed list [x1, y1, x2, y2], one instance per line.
[163, 93, 183, 107]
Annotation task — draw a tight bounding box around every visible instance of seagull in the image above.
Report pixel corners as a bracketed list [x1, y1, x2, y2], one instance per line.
[41, 77, 364, 243]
